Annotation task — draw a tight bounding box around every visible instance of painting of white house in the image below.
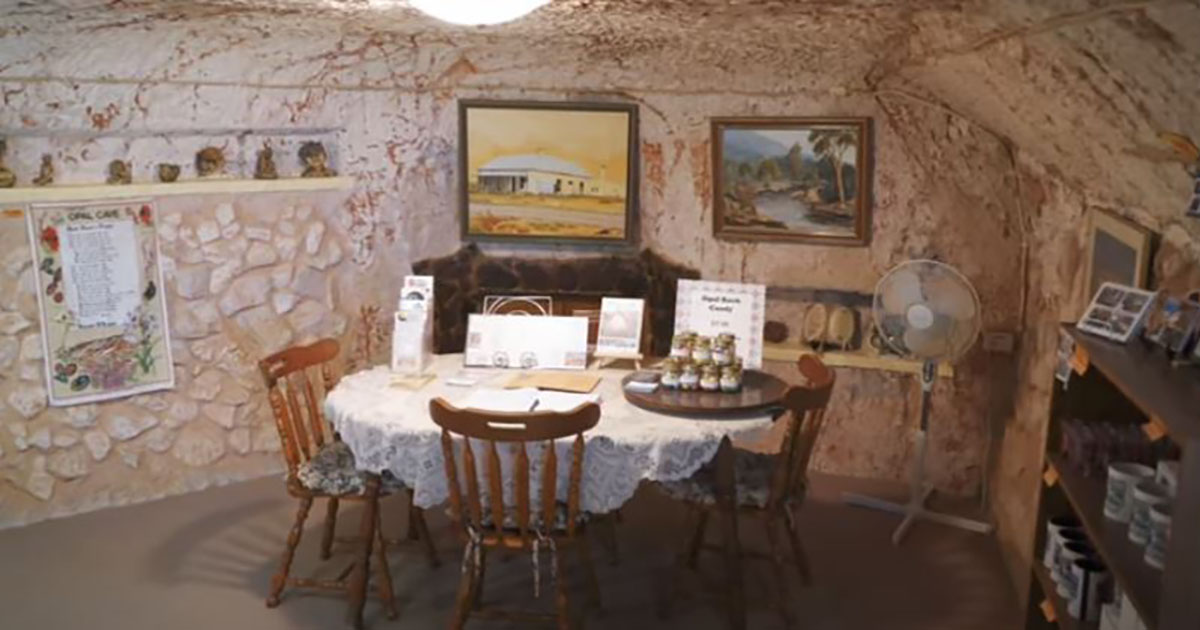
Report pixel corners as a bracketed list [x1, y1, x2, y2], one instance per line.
[712, 118, 871, 246]
[460, 102, 636, 242]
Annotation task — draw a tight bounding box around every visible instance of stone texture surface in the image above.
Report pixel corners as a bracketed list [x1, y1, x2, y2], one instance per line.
[0, 7, 1195, 611]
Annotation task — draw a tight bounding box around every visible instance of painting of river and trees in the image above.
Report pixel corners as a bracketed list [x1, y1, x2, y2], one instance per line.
[712, 118, 872, 246]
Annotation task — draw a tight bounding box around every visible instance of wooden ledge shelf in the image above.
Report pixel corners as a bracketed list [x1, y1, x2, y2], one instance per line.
[1046, 454, 1162, 629]
[761, 342, 954, 378]
[0, 176, 356, 203]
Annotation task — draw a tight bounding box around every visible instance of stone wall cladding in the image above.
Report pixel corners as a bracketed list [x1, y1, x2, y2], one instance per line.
[0, 194, 359, 528]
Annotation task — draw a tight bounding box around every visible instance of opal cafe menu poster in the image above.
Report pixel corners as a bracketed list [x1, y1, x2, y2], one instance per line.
[27, 200, 174, 406]
[673, 279, 766, 369]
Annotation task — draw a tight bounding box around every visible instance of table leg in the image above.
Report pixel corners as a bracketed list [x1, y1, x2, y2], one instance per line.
[346, 474, 381, 629]
[714, 437, 746, 630]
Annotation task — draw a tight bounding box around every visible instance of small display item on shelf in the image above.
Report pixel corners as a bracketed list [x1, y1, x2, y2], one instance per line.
[679, 362, 699, 391]
[1103, 462, 1156, 522]
[1127, 480, 1171, 546]
[692, 336, 713, 362]
[157, 163, 180, 182]
[699, 364, 720, 391]
[1078, 282, 1156, 343]
[1069, 557, 1110, 622]
[1145, 503, 1172, 570]
[1043, 514, 1082, 568]
[32, 154, 54, 186]
[660, 358, 681, 389]
[1050, 528, 1089, 584]
[1057, 541, 1096, 599]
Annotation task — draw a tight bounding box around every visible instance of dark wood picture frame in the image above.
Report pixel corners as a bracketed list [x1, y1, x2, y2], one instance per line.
[458, 100, 639, 246]
[712, 117, 872, 246]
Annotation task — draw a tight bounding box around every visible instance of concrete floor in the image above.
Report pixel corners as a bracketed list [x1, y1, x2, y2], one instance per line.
[0, 474, 1019, 630]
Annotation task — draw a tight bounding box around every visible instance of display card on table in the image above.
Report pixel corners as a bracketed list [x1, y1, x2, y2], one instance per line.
[674, 279, 766, 368]
[392, 275, 434, 375]
[595, 297, 645, 357]
[464, 314, 589, 370]
[26, 200, 174, 405]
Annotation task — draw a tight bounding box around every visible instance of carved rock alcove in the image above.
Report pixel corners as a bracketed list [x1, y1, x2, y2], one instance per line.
[412, 245, 700, 356]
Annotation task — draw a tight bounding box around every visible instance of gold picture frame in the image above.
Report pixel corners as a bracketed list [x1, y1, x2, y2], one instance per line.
[712, 117, 872, 246]
[1084, 208, 1152, 302]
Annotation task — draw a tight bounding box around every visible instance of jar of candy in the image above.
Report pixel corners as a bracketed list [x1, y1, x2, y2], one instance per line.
[700, 364, 721, 391]
[720, 365, 743, 392]
[717, 332, 736, 347]
[712, 339, 733, 366]
[679, 362, 700, 391]
[661, 358, 681, 389]
[670, 335, 692, 360]
[692, 337, 713, 362]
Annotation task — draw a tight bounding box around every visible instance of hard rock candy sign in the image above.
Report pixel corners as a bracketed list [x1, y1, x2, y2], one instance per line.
[673, 279, 766, 368]
[27, 200, 174, 405]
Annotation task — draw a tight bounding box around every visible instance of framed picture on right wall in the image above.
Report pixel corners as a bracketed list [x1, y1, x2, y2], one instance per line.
[1084, 208, 1153, 302]
[712, 117, 872, 246]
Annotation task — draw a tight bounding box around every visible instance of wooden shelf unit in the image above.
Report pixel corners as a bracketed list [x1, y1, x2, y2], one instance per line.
[1024, 325, 1200, 630]
[0, 176, 356, 203]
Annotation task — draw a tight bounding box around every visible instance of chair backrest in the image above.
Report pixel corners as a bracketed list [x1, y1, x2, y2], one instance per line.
[483, 295, 553, 316]
[429, 397, 601, 545]
[769, 354, 836, 508]
[258, 338, 341, 476]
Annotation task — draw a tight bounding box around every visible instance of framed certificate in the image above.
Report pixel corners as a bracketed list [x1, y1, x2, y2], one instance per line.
[674, 279, 766, 368]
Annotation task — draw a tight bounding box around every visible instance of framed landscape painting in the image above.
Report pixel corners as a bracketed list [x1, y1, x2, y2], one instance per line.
[459, 100, 638, 244]
[712, 117, 872, 246]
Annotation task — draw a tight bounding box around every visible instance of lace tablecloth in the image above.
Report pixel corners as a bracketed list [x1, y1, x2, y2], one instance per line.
[325, 354, 780, 514]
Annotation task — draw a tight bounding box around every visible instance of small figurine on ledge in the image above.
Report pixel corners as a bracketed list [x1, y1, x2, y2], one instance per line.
[0, 139, 16, 188]
[157, 163, 180, 183]
[32, 154, 54, 186]
[107, 159, 132, 185]
[195, 146, 226, 178]
[299, 141, 336, 178]
[254, 143, 278, 180]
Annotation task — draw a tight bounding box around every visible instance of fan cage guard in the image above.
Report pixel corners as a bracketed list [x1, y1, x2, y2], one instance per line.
[871, 259, 982, 363]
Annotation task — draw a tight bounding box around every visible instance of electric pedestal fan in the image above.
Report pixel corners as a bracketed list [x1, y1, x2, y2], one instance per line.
[843, 259, 994, 545]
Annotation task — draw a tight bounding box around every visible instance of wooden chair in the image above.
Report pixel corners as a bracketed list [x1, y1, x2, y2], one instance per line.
[259, 338, 439, 626]
[657, 354, 836, 629]
[429, 397, 602, 630]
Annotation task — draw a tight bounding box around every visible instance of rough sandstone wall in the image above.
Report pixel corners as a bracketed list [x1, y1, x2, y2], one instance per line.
[0, 7, 1196, 600]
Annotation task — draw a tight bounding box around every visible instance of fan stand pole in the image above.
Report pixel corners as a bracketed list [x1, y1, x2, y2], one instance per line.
[842, 360, 994, 545]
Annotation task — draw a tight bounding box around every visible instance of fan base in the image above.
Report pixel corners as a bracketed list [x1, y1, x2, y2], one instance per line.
[843, 484, 993, 545]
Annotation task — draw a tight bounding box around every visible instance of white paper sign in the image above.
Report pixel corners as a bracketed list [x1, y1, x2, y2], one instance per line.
[61, 219, 141, 328]
[595, 297, 645, 357]
[391, 275, 434, 374]
[674, 279, 766, 369]
[464, 314, 589, 370]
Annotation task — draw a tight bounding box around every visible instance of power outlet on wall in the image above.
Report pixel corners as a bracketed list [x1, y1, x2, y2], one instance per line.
[982, 331, 1016, 354]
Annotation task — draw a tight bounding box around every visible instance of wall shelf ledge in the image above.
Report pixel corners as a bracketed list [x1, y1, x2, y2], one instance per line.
[0, 176, 356, 203]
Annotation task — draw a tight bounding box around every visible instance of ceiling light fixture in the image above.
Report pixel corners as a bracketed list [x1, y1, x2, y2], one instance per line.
[408, 0, 551, 26]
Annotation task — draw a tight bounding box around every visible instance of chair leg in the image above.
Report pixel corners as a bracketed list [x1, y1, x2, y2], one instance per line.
[321, 497, 339, 560]
[764, 515, 796, 629]
[554, 543, 573, 630]
[598, 513, 621, 566]
[450, 546, 479, 630]
[374, 511, 399, 620]
[267, 496, 313, 608]
[411, 506, 441, 568]
[784, 508, 813, 587]
[717, 505, 746, 630]
[347, 476, 381, 630]
[405, 488, 418, 541]
[472, 547, 488, 610]
[577, 535, 603, 612]
[686, 509, 709, 569]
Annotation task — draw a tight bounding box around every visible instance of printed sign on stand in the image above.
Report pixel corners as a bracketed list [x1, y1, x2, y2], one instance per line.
[673, 279, 766, 369]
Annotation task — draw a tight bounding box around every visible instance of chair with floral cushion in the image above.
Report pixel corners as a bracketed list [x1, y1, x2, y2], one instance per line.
[258, 338, 438, 624]
[657, 354, 836, 629]
[429, 396, 603, 630]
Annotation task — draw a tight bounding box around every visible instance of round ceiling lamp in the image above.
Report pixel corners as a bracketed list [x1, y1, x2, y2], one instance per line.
[408, 0, 551, 26]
